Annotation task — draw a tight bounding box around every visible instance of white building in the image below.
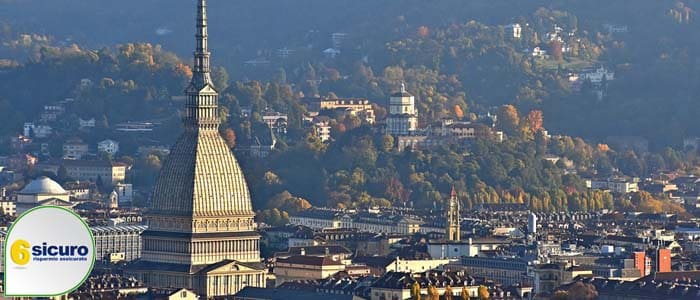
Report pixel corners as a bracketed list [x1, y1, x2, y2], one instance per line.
[0, 201, 16, 216]
[79, 118, 96, 129]
[261, 112, 288, 135]
[386, 257, 452, 273]
[427, 242, 479, 259]
[114, 183, 134, 205]
[64, 181, 92, 200]
[23, 122, 53, 138]
[386, 83, 418, 136]
[587, 179, 638, 194]
[506, 23, 522, 39]
[289, 210, 422, 234]
[579, 66, 614, 83]
[308, 116, 332, 142]
[528, 213, 538, 235]
[16, 176, 74, 214]
[98, 139, 120, 155]
[91, 225, 147, 262]
[532, 47, 547, 58]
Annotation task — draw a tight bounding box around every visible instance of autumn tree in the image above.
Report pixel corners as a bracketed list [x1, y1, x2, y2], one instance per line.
[427, 285, 439, 300]
[411, 282, 422, 300]
[526, 110, 544, 132]
[460, 286, 469, 300]
[444, 285, 453, 300]
[223, 128, 236, 148]
[497, 105, 520, 137]
[418, 26, 430, 38]
[454, 104, 465, 119]
[266, 191, 312, 213]
[257, 208, 289, 226]
[478, 285, 490, 300]
[376, 134, 395, 153]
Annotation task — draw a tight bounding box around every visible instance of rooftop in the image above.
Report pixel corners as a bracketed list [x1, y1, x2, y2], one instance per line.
[19, 176, 68, 195]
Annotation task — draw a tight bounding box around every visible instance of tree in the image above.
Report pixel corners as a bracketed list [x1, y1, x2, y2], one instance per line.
[460, 286, 469, 300]
[617, 151, 644, 177]
[418, 26, 430, 38]
[550, 40, 563, 61]
[212, 66, 230, 91]
[223, 128, 236, 148]
[273, 67, 287, 84]
[57, 165, 70, 184]
[551, 290, 569, 300]
[99, 151, 113, 162]
[478, 285, 489, 300]
[257, 208, 289, 226]
[454, 105, 465, 119]
[497, 105, 520, 136]
[567, 282, 597, 300]
[267, 191, 313, 213]
[411, 282, 421, 300]
[526, 110, 544, 132]
[377, 134, 395, 153]
[427, 285, 439, 300]
[444, 285, 453, 300]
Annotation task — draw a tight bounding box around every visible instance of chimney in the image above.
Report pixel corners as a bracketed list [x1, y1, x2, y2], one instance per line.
[300, 248, 306, 256]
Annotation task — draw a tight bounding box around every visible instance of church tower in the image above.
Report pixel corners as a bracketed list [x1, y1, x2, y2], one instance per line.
[446, 187, 460, 241]
[128, 0, 265, 297]
[386, 83, 418, 136]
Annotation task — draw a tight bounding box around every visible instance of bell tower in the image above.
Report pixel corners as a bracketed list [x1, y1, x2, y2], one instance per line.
[446, 187, 461, 241]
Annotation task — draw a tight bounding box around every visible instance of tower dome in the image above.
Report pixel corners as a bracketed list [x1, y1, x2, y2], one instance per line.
[130, 2, 265, 297]
[148, 133, 253, 217]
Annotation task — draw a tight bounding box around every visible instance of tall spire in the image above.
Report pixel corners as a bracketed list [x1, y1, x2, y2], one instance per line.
[193, 0, 212, 86]
[184, 0, 219, 130]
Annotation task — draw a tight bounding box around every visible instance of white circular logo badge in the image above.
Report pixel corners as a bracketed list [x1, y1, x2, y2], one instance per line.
[4, 206, 95, 296]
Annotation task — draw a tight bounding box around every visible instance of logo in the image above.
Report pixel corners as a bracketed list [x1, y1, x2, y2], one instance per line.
[4, 206, 95, 297]
[9, 239, 30, 265]
[10, 240, 91, 264]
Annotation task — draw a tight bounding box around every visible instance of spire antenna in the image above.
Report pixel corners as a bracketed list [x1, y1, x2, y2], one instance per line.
[193, 0, 212, 85]
[184, 0, 218, 130]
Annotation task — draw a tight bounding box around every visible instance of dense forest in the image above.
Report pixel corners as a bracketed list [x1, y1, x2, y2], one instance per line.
[1, 1, 700, 222]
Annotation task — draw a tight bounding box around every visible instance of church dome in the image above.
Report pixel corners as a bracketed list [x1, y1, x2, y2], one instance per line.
[19, 176, 68, 195]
